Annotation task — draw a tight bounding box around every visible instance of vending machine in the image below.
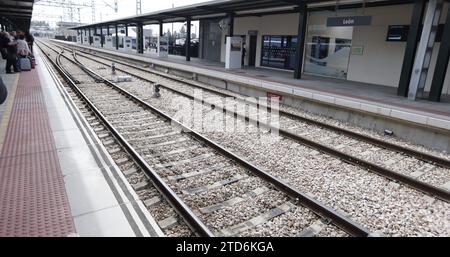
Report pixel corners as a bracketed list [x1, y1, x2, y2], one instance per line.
[104, 36, 113, 49]
[122, 37, 133, 52]
[225, 36, 242, 69]
[93, 36, 101, 47]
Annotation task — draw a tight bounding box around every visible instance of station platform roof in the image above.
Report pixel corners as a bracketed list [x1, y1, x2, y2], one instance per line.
[70, 0, 414, 29]
[0, 0, 37, 31]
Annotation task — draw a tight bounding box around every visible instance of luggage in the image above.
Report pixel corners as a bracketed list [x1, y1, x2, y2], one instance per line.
[30, 56, 35, 69]
[19, 57, 31, 71]
[0, 76, 7, 105]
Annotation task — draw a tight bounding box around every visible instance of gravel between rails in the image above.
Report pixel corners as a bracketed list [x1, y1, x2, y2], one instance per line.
[70, 45, 450, 162]
[68, 52, 450, 236]
[54, 49, 346, 237]
[72, 50, 450, 189]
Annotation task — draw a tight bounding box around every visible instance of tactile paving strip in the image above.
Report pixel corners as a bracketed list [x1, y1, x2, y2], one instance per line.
[0, 69, 76, 236]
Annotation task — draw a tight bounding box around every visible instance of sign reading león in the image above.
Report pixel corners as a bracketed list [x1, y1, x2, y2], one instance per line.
[327, 16, 372, 27]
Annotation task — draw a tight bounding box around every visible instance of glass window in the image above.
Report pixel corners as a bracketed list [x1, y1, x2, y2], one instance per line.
[260, 35, 297, 70]
[304, 26, 353, 79]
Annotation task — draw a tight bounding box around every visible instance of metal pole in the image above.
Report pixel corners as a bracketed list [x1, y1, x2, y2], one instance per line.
[100, 26, 104, 47]
[397, 0, 426, 97]
[159, 21, 163, 36]
[138, 23, 144, 54]
[125, 25, 128, 36]
[115, 24, 119, 50]
[294, 2, 307, 79]
[186, 18, 191, 61]
[429, 3, 450, 101]
[229, 14, 234, 37]
[88, 27, 92, 45]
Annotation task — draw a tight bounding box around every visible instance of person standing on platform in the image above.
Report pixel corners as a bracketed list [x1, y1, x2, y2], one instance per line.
[0, 32, 8, 59]
[25, 33, 34, 52]
[17, 34, 31, 57]
[2, 32, 20, 74]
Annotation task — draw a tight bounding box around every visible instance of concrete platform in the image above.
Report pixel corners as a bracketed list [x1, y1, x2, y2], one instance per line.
[54, 40, 450, 151]
[0, 51, 163, 237]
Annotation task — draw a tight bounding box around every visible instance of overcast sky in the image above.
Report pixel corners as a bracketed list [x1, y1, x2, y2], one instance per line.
[32, 0, 210, 33]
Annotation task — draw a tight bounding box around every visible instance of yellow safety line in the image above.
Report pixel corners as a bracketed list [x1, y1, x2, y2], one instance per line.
[0, 74, 20, 155]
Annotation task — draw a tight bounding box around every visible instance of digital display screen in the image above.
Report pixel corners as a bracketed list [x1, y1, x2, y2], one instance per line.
[387, 24, 445, 42]
[386, 25, 409, 41]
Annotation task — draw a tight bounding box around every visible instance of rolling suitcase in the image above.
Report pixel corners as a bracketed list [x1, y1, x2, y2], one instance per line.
[30, 56, 35, 69]
[19, 57, 31, 71]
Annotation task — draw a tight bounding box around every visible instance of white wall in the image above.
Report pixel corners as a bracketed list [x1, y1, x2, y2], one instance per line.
[230, 3, 450, 96]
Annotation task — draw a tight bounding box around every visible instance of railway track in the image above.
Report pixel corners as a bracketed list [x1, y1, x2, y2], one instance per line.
[37, 40, 371, 237]
[38, 40, 449, 235]
[50, 40, 450, 202]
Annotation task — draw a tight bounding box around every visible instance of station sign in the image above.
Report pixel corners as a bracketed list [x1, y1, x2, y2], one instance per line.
[327, 16, 372, 27]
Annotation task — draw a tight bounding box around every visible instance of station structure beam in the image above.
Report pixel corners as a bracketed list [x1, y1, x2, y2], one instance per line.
[100, 26, 104, 47]
[125, 24, 128, 36]
[137, 22, 144, 54]
[228, 13, 234, 37]
[186, 18, 191, 61]
[397, 0, 426, 97]
[429, 3, 450, 102]
[107, 25, 110, 36]
[159, 21, 163, 36]
[294, 2, 307, 79]
[115, 24, 119, 50]
[88, 27, 91, 45]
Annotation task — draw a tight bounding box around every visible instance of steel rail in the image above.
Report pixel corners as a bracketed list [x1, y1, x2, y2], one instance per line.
[37, 41, 215, 237]
[65, 44, 450, 203]
[54, 40, 450, 170]
[66, 50, 372, 237]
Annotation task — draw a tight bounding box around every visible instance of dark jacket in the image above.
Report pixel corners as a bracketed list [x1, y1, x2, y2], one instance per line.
[1, 37, 17, 55]
[0, 76, 7, 105]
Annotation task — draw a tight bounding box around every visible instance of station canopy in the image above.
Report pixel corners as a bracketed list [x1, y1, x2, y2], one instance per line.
[0, 0, 37, 31]
[71, 0, 412, 29]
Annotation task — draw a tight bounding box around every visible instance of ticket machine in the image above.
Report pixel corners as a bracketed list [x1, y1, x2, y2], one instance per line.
[225, 36, 242, 69]
[122, 36, 133, 52]
[104, 36, 113, 49]
[93, 36, 101, 47]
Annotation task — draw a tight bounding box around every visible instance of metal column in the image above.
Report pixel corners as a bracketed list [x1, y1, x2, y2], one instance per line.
[397, 0, 426, 97]
[88, 27, 92, 45]
[294, 2, 307, 79]
[125, 25, 128, 36]
[107, 25, 110, 36]
[429, 4, 450, 102]
[408, 0, 444, 100]
[100, 26, 104, 47]
[186, 19, 191, 61]
[229, 14, 234, 37]
[137, 23, 144, 54]
[115, 24, 119, 50]
[159, 21, 164, 36]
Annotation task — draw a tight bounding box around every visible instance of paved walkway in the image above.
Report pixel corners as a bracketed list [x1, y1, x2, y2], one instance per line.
[0, 65, 76, 236]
